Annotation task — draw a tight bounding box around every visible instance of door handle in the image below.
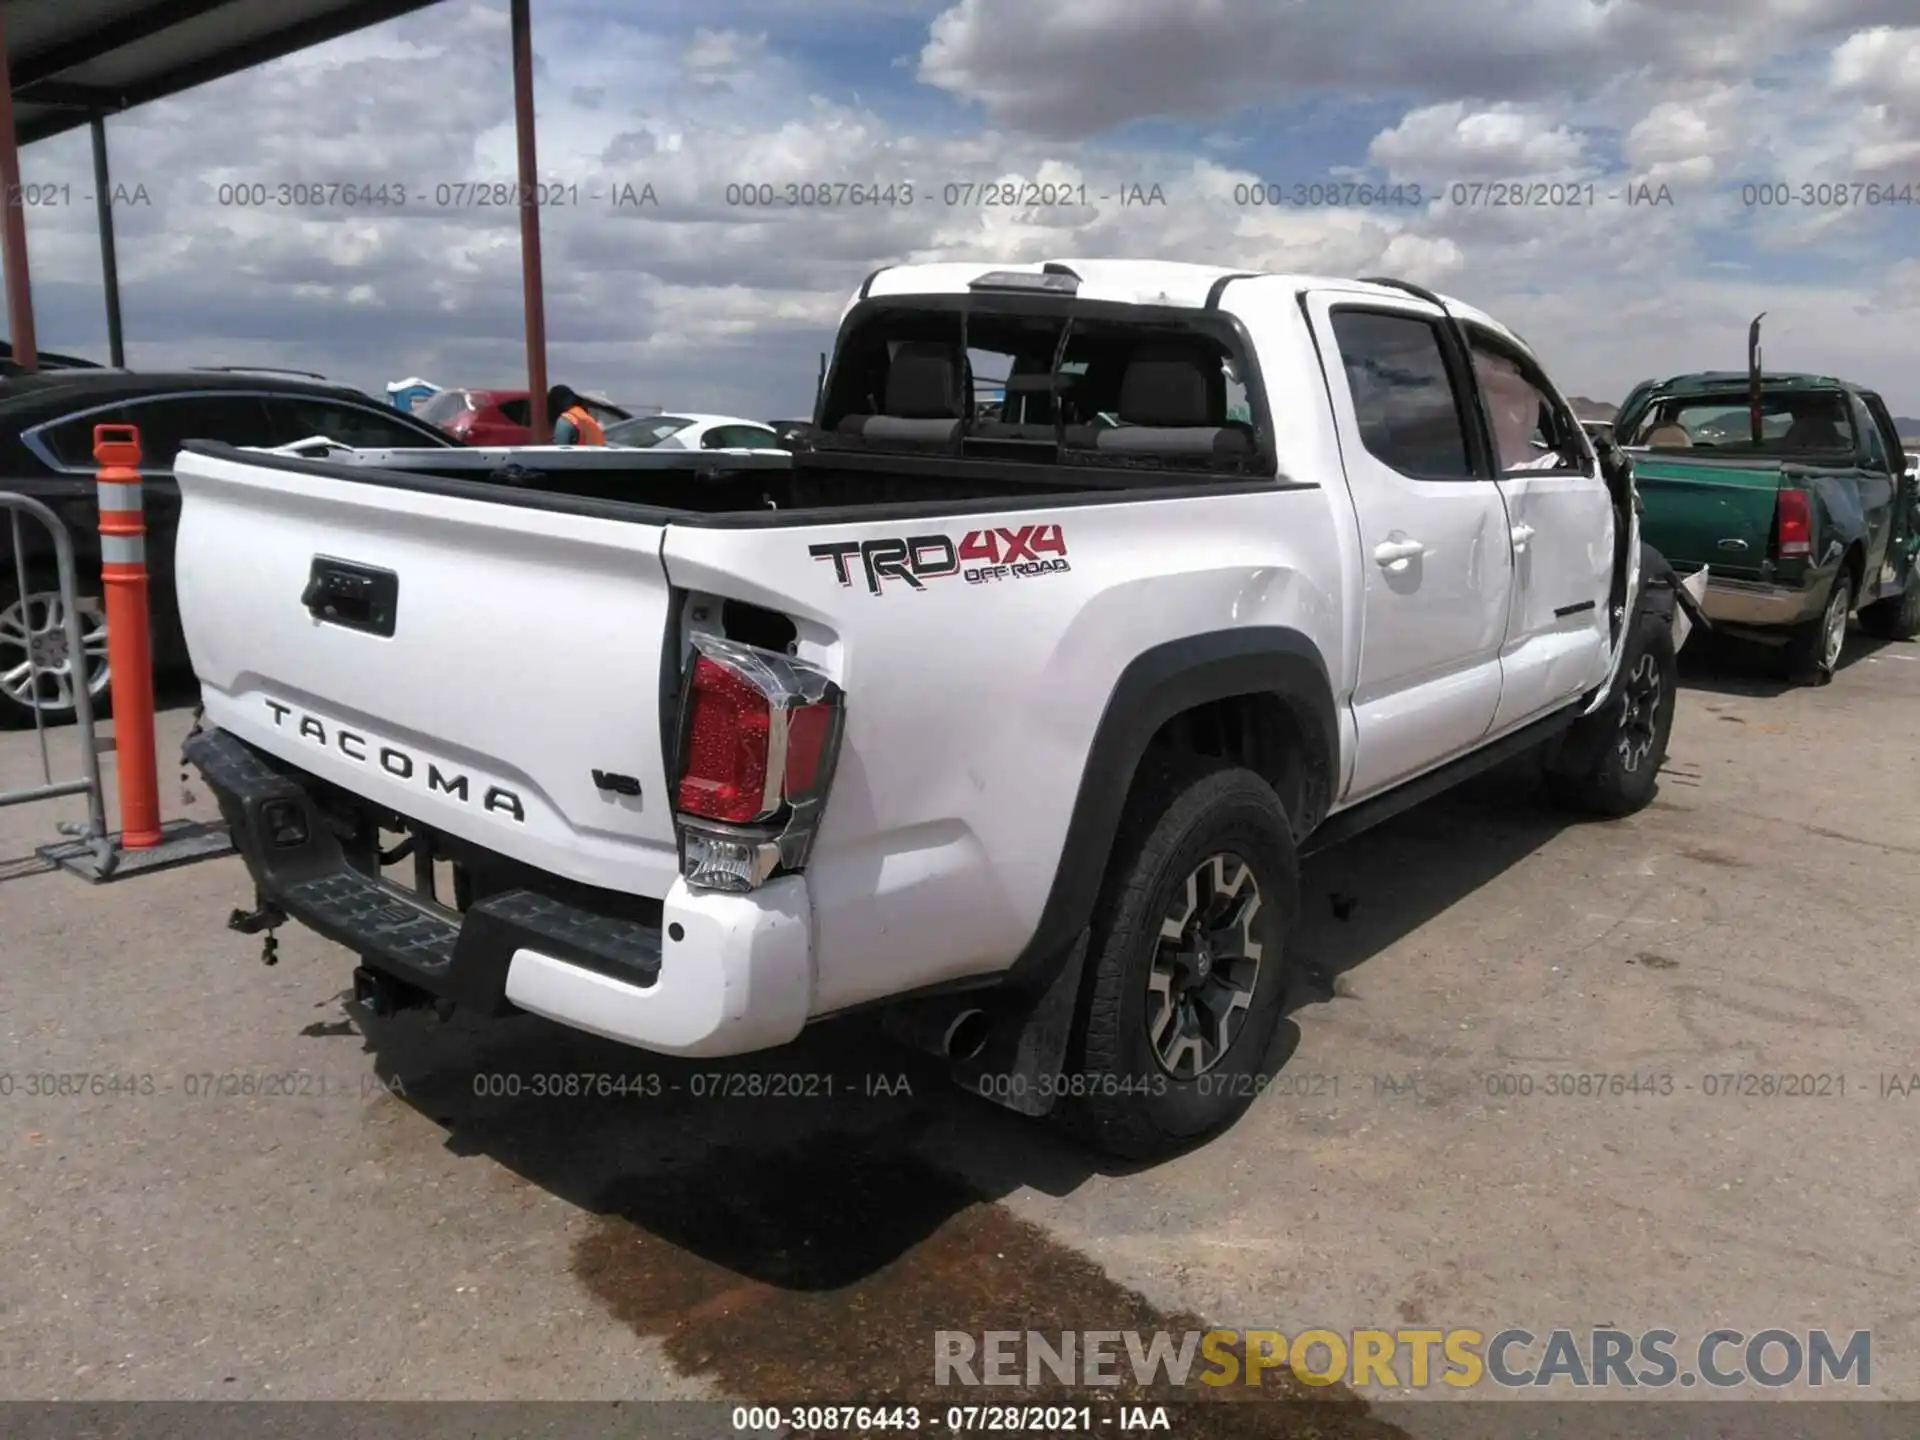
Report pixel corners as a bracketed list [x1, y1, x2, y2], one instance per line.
[1373, 537, 1426, 567]
[1510, 523, 1535, 548]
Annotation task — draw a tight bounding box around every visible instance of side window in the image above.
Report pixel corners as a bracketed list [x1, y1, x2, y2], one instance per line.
[496, 398, 532, 426]
[702, 425, 777, 449]
[264, 396, 441, 449]
[1223, 360, 1251, 426]
[34, 405, 132, 468]
[1469, 341, 1584, 473]
[119, 394, 279, 471]
[1328, 310, 1474, 479]
[1851, 396, 1889, 471]
[415, 389, 471, 426]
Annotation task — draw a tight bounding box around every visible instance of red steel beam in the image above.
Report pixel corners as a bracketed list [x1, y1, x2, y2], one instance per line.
[0, 5, 40, 372]
[510, 0, 549, 443]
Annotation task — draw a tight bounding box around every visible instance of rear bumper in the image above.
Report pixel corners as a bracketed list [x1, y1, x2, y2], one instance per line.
[1700, 575, 1824, 629]
[185, 726, 813, 1058]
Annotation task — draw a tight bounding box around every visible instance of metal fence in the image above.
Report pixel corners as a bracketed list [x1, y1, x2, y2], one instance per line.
[1, 492, 113, 870]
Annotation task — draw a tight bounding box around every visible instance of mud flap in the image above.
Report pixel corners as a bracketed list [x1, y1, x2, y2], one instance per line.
[1673, 565, 1710, 653]
[948, 930, 1091, 1118]
[881, 930, 1092, 1119]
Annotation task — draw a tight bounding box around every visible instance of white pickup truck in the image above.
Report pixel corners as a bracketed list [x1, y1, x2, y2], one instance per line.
[178, 259, 1691, 1159]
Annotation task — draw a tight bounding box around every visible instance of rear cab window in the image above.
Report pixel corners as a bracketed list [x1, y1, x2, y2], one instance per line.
[813, 291, 1273, 481]
[1622, 391, 1857, 454]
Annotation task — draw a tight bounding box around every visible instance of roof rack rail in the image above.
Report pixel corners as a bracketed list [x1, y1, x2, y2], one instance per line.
[192, 365, 330, 379]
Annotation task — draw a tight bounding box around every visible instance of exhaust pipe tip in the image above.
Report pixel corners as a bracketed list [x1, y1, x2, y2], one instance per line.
[943, 1008, 991, 1063]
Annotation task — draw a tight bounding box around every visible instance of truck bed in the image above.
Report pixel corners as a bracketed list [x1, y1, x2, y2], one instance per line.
[184, 439, 1291, 525]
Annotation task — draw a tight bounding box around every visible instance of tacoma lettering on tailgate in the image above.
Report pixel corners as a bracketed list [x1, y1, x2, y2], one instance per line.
[264, 699, 526, 822]
[808, 525, 1070, 595]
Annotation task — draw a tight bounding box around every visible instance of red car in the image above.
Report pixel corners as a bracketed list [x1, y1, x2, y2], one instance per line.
[414, 388, 632, 445]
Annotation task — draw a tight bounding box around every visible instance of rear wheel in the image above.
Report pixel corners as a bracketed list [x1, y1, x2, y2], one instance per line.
[1060, 763, 1297, 1161]
[1858, 580, 1920, 642]
[0, 574, 111, 729]
[1785, 572, 1851, 685]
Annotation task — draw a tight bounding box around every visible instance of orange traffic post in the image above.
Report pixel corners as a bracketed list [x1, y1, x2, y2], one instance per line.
[93, 424, 162, 849]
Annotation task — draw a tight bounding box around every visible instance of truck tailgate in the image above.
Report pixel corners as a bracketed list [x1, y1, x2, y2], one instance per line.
[173, 447, 683, 896]
[1632, 456, 1777, 577]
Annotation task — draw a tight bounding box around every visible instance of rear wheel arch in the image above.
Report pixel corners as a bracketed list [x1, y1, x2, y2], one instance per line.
[1007, 627, 1336, 987]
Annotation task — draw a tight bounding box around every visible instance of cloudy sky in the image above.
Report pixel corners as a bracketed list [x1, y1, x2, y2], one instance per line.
[11, 0, 1920, 420]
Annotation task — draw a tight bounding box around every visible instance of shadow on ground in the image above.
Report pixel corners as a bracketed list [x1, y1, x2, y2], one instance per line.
[307, 762, 1593, 1433]
[1675, 625, 1894, 698]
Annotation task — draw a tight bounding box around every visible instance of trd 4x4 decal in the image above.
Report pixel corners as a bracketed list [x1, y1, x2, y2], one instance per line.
[809, 525, 1070, 595]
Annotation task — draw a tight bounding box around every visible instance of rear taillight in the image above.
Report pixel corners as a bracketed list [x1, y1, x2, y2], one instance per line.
[677, 657, 773, 823]
[1776, 488, 1812, 558]
[673, 634, 844, 893]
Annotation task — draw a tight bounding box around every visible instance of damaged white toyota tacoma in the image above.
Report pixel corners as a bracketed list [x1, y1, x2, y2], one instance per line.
[178, 259, 1697, 1158]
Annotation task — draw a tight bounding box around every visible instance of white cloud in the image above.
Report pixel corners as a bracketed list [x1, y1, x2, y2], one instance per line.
[1830, 25, 1920, 104]
[1369, 103, 1588, 179]
[1622, 90, 1750, 187]
[682, 28, 770, 75]
[916, 0, 1918, 138]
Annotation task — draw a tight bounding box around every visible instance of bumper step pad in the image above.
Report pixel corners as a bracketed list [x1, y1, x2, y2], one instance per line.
[184, 727, 663, 1006]
[284, 870, 459, 972]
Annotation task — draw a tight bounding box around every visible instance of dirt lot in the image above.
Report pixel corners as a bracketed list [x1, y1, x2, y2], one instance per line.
[3, 632, 1917, 1433]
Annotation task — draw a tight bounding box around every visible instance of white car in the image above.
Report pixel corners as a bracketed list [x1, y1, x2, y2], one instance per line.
[177, 258, 1688, 1159]
[605, 412, 784, 451]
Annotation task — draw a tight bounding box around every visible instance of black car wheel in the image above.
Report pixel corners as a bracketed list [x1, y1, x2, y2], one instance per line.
[0, 573, 111, 728]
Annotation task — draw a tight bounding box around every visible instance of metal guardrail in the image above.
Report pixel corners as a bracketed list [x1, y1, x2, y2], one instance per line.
[1, 492, 114, 872]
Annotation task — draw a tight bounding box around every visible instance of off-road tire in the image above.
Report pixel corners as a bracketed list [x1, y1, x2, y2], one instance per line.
[1546, 601, 1678, 818]
[1858, 580, 1920, 642]
[1784, 572, 1852, 685]
[1059, 762, 1298, 1161]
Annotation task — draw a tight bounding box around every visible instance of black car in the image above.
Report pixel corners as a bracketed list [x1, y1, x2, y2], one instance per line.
[1, 370, 457, 727]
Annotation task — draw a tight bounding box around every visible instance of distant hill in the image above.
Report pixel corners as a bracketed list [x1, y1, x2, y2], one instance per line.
[1567, 396, 1618, 421]
[1893, 416, 1919, 437]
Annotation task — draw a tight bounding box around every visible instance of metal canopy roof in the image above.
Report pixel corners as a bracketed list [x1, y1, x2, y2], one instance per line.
[6, 0, 444, 145]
